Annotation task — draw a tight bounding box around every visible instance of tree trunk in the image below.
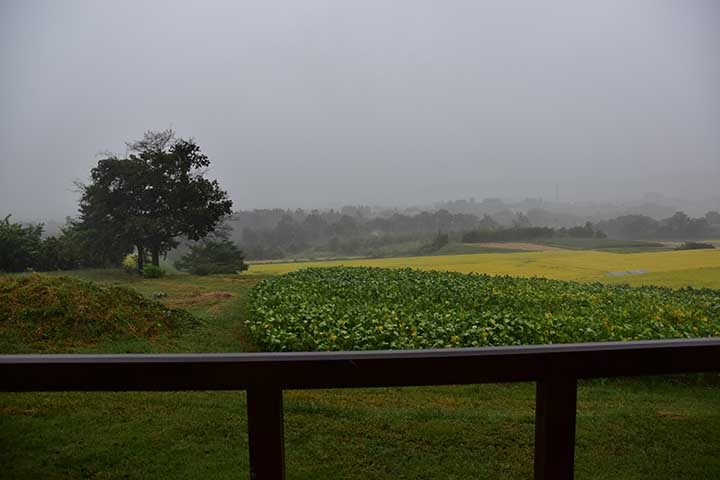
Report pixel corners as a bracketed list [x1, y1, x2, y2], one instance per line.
[151, 247, 160, 267]
[137, 244, 145, 273]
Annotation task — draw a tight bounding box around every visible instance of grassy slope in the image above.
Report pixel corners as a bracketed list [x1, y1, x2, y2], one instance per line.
[1, 269, 720, 479]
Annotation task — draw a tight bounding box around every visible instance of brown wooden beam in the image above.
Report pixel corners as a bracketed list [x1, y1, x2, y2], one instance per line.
[534, 376, 577, 480]
[247, 386, 285, 480]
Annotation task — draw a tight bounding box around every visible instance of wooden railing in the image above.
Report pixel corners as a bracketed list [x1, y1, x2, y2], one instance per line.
[2, 338, 720, 479]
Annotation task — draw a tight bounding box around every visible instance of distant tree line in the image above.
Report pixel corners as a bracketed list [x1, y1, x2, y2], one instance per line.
[227, 207, 613, 259]
[675, 242, 715, 251]
[227, 208, 480, 259]
[6, 168, 720, 270]
[227, 208, 720, 259]
[462, 222, 605, 243]
[596, 211, 720, 239]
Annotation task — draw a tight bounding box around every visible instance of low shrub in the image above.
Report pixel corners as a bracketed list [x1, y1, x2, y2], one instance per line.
[175, 240, 248, 276]
[142, 264, 164, 278]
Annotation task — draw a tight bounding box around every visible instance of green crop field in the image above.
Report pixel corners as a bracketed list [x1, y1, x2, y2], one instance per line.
[2, 258, 720, 479]
[246, 267, 720, 352]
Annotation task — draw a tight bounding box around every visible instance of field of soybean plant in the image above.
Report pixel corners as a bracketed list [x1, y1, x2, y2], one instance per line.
[246, 267, 720, 352]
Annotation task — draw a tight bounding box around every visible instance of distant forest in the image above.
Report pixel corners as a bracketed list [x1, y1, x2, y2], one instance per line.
[223, 206, 720, 260]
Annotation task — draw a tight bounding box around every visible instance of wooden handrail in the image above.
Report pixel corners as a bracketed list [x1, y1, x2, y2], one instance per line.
[3, 338, 720, 479]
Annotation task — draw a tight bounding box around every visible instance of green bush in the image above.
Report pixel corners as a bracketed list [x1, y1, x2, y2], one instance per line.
[142, 264, 164, 278]
[175, 239, 248, 276]
[0, 215, 43, 272]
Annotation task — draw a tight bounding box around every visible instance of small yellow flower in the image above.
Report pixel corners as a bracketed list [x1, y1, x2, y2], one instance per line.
[377, 325, 384, 332]
[329, 334, 337, 341]
[451, 335, 460, 344]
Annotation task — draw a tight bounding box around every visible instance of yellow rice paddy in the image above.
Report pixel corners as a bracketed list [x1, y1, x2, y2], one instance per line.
[250, 249, 720, 289]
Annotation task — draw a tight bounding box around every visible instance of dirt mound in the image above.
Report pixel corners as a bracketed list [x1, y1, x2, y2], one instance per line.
[0, 274, 196, 347]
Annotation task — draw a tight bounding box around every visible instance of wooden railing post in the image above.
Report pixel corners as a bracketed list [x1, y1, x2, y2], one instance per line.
[3, 340, 720, 477]
[247, 386, 285, 480]
[534, 376, 577, 480]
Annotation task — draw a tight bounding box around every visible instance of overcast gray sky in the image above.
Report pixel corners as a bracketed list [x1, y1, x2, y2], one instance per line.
[1, 0, 719, 219]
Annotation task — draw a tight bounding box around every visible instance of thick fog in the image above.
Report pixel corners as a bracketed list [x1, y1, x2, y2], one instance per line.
[1, 0, 719, 220]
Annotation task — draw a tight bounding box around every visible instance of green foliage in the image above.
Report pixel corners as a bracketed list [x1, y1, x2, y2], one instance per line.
[0, 215, 130, 272]
[0, 215, 44, 272]
[66, 218, 134, 268]
[142, 264, 164, 278]
[35, 221, 101, 270]
[175, 239, 248, 275]
[462, 223, 605, 243]
[247, 267, 720, 351]
[597, 211, 714, 239]
[77, 129, 233, 269]
[0, 274, 194, 348]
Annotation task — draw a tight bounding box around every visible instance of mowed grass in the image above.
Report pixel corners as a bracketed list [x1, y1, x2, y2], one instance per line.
[251, 248, 720, 288]
[1, 268, 720, 479]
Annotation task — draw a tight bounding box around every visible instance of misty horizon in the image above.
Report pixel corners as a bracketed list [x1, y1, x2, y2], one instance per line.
[2, 0, 719, 220]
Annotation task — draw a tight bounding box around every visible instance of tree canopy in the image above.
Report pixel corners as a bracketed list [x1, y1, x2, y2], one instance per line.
[0, 215, 43, 272]
[78, 130, 232, 272]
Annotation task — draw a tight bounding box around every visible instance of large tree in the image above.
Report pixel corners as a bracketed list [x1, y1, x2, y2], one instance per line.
[78, 130, 233, 272]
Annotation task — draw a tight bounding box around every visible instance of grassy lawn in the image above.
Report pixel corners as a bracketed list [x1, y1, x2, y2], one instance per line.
[2, 269, 720, 479]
